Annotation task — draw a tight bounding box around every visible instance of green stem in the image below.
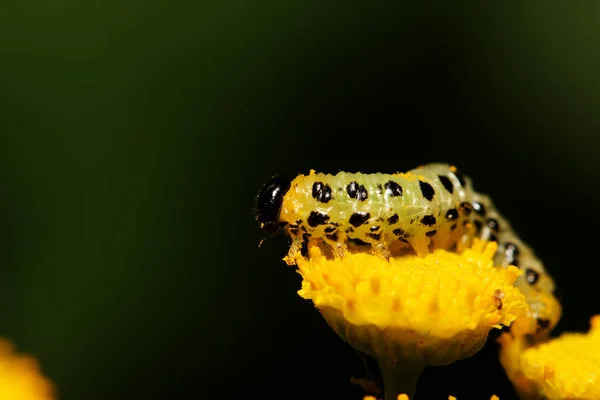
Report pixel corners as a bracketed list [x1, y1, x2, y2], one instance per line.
[379, 361, 425, 400]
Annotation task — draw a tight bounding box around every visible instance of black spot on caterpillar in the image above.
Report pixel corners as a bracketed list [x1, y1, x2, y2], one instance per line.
[255, 163, 561, 342]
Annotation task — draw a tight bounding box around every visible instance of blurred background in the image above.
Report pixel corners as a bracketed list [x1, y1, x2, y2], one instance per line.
[1, 2, 599, 399]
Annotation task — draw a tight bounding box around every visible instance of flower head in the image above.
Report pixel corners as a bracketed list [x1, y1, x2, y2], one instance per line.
[291, 239, 528, 366]
[288, 239, 528, 399]
[362, 395, 500, 400]
[499, 315, 600, 400]
[0, 339, 55, 400]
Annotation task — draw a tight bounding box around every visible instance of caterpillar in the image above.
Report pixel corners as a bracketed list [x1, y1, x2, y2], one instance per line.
[255, 163, 560, 341]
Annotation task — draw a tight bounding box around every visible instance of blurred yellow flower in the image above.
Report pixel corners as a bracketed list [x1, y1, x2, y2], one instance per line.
[288, 239, 528, 399]
[499, 315, 600, 400]
[362, 394, 499, 400]
[0, 339, 55, 400]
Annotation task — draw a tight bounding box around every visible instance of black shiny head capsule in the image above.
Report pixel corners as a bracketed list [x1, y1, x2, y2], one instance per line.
[255, 176, 291, 233]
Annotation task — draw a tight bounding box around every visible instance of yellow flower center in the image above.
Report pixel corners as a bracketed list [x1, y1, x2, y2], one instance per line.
[290, 239, 527, 366]
[295, 239, 525, 337]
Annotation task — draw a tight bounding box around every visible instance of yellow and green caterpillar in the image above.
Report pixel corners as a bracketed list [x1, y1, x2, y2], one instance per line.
[255, 163, 561, 341]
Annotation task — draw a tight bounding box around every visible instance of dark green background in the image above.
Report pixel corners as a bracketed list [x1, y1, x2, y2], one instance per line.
[1, 2, 599, 399]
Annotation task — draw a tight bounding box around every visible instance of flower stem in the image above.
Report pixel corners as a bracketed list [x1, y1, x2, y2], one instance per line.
[380, 361, 425, 400]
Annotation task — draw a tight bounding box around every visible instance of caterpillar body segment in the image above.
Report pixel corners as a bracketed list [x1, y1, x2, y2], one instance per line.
[276, 165, 477, 260]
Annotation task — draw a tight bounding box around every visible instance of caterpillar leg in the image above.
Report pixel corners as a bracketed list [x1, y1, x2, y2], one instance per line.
[408, 236, 431, 257]
[431, 229, 452, 250]
[284, 238, 304, 265]
[322, 230, 348, 258]
[357, 229, 391, 259]
[370, 240, 391, 260]
[456, 232, 474, 253]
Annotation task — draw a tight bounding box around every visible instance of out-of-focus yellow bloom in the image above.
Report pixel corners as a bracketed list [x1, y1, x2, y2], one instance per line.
[292, 239, 527, 366]
[362, 394, 499, 400]
[289, 239, 527, 399]
[499, 315, 600, 400]
[0, 339, 55, 400]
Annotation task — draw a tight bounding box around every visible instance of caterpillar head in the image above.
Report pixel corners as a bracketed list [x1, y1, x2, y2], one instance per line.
[255, 176, 291, 234]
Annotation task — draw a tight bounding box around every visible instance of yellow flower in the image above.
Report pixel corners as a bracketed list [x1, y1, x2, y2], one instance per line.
[288, 239, 528, 399]
[0, 339, 55, 400]
[499, 315, 600, 400]
[362, 395, 500, 400]
[293, 239, 527, 365]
